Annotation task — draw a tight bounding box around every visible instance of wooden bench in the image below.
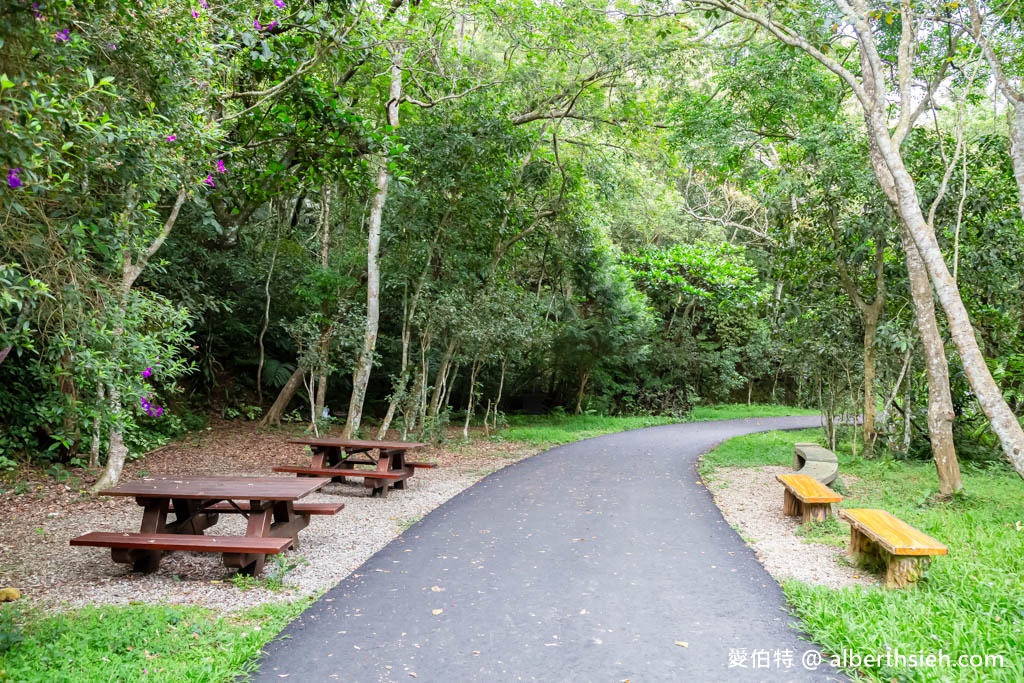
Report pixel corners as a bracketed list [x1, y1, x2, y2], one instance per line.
[272, 465, 407, 481]
[406, 461, 436, 469]
[776, 473, 842, 524]
[71, 532, 291, 557]
[839, 508, 948, 588]
[272, 465, 412, 497]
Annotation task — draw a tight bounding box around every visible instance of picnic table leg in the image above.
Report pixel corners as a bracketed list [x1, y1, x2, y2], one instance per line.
[113, 498, 170, 572]
[223, 504, 274, 575]
[166, 497, 219, 535]
[267, 501, 310, 550]
[390, 450, 408, 490]
[309, 446, 330, 469]
[365, 450, 395, 497]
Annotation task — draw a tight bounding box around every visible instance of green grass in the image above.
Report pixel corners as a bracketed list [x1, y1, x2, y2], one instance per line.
[502, 404, 816, 447]
[703, 430, 1024, 682]
[0, 599, 310, 682]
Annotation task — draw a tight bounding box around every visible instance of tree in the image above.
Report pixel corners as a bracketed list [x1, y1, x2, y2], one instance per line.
[683, 0, 1022, 478]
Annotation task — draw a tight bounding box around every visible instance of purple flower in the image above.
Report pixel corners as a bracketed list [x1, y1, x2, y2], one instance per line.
[33, 3, 41, 19]
[274, 0, 285, 8]
[107, 43, 118, 50]
[55, 29, 70, 42]
[266, 21, 278, 31]
[203, 174, 215, 188]
[7, 168, 23, 189]
[254, 19, 261, 30]
[215, 159, 226, 173]
[155, 406, 163, 417]
[143, 367, 153, 378]
[192, 9, 199, 18]
[199, 0, 208, 7]
[166, 135, 176, 143]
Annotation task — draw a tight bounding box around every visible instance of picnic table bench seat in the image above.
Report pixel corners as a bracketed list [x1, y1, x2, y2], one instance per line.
[839, 508, 948, 588]
[406, 461, 436, 469]
[170, 501, 345, 516]
[71, 531, 293, 555]
[272, 465, 408, 481]
[776, 473, 842, 524]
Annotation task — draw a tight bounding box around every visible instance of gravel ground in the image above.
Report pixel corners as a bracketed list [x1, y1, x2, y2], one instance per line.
[704, 465, 879, 589]
[2, 426, 874, 616]
[0, 423, 536, 613]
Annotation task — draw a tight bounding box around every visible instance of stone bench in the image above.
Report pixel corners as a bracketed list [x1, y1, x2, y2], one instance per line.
[793, 442, 838, 485]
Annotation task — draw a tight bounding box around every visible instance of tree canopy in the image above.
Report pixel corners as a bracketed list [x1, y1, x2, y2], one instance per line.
[3, 0, 1024, 490]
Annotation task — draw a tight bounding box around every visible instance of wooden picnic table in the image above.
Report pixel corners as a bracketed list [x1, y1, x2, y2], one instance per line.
[70, 475, 334, 575]
[274, 437, 432, 498]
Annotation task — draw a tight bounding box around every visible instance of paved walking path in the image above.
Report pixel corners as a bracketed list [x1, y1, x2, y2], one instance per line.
[253, 416, 846, 681]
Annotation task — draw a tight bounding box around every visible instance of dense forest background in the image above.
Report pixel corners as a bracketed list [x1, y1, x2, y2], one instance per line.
[2, 0, 1023, 491]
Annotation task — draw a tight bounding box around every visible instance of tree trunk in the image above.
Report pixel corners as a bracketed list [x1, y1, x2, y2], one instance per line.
[256, 218, 281, 407]
[91, 385, 126, 492]
[865, 135, 962, 494]
[462, 356, 481, 440]
[575, 369, 591, 415]
[429, 339, 457, 418]
[901, 226, 962, 495]
[492, 357, 507, 431]
[260, 367, 305, 428]
[89, 382, 105, 470]
[343, 47, 404, 438]
[861, 308, 879, 445]
[315, 185, 333, 421]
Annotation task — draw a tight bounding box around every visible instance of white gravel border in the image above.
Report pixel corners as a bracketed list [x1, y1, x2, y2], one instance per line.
[703, 465, 879, 589]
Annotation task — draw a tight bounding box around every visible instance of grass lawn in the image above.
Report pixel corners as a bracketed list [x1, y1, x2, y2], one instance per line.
[501, 403, 818, 446]
[702, 430, 1024, 682]
[0, 600, 309, 682]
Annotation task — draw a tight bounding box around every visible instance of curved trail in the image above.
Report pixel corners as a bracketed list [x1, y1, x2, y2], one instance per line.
[253, 416, 845, 681]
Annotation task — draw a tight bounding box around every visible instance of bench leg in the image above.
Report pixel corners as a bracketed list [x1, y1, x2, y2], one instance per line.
[801, 503, 830, 524]
[782, 489, 800, 517]
[114, 499, 169, 572]
[848, 527, 882, 568]
[885, 554, 932, 589]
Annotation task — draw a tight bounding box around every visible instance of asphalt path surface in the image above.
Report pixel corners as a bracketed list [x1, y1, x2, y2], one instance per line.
[253, 416, 846, 682]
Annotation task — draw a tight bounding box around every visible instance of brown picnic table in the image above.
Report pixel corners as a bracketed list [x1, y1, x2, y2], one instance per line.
[274, 437, 433, 498]
[70, 475, 338, 575]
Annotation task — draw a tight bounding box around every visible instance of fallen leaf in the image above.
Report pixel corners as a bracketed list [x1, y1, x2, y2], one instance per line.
[430, 586, 443, 592]
[432, 609, 443, 615]
[675, 641, 689, 648]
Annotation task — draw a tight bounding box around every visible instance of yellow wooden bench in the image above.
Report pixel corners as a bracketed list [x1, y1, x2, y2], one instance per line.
[839, 508, 948, 588]
[776, 473, 842, 524]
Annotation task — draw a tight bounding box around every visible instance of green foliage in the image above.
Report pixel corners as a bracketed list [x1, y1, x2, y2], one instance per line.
[0, 600, 309, 683]
[1, 0, 1023, 475]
